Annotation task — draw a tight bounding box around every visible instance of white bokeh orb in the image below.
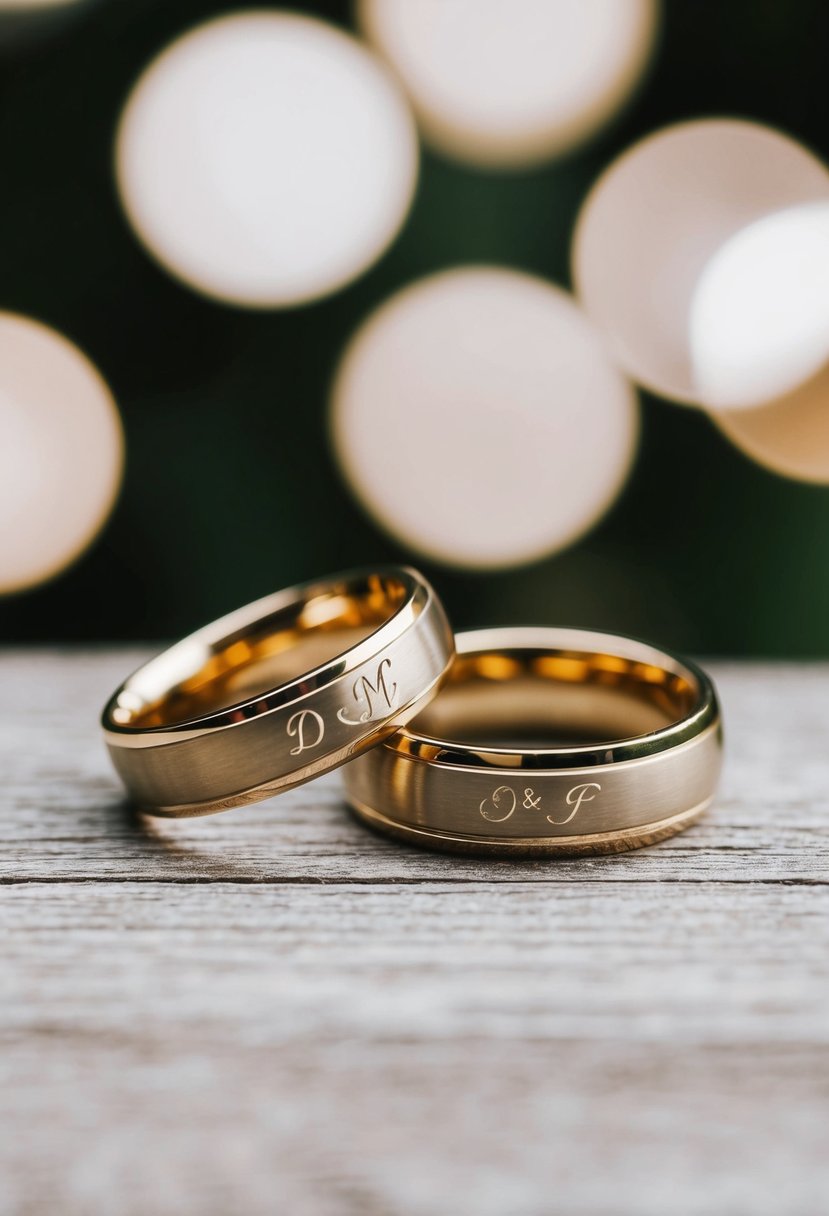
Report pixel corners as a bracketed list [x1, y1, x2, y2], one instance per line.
[690, 202, 829, 410]
[115, 11, 418, 307]
[573, 119, 829, 406]
[713, 365, 829, 484]
[0, 313, 123, 595]
[331, 267, 638, 570]
[358, 0, 659, 169]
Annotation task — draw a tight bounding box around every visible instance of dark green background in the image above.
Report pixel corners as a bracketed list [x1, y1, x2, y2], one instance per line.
[1, 0, 827, 652]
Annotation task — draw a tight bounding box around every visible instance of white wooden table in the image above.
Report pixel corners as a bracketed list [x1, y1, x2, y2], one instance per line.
[2, 651, 828, 1215]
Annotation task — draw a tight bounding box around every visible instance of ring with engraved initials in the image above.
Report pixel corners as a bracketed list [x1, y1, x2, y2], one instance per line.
[101, 567, 454, 816]
[344, 627, 722, 856]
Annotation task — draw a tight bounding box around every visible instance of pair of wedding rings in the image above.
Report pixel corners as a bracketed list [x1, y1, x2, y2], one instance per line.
[101, 567, 723, 855]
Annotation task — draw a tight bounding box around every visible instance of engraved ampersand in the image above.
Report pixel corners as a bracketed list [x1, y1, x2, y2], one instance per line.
[337, 658, 398, 726]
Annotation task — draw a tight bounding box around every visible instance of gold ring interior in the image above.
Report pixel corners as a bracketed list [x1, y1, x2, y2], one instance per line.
[407, 645, 698, 750]
[110, 571, 410, 730]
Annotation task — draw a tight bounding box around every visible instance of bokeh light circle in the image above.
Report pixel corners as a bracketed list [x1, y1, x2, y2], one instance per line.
[690, 202, 829, 410]
[359, 0, 659, 169]
[713, 365, 829, 484]
[0, 312, 123, 595]
[331, 267, 638, 570]
[116, 11, 418, 307]
[573, 119, 829, 406]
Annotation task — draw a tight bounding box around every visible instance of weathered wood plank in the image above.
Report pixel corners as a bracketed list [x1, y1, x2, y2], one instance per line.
[1, 649, 829, 1215]
[5, 880, 829, 1043]
[3, 880, 829, 1214]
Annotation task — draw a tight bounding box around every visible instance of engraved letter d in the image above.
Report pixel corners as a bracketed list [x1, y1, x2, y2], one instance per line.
[287, 709, 325, 756]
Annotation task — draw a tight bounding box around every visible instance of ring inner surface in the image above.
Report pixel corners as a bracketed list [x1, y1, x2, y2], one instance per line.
[409, 647, 698, 748]
[113, 572, 409, 729]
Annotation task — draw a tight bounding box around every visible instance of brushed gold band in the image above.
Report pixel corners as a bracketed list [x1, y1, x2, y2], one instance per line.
[102, 566, 454, 817]
[343, 627, 723, 856]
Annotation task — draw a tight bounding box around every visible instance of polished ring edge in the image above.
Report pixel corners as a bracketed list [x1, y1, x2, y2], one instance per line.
[347, 796, 712, 857]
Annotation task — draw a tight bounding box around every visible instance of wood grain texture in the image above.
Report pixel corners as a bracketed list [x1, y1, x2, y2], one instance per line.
[1, 650, 828, 1215]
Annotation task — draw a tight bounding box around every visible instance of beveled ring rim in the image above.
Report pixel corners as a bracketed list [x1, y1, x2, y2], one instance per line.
[102, 565, 431, 749]
[384, 627, 719, 770]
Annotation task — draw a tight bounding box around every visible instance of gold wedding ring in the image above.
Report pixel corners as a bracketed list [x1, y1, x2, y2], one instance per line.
[102, 567, 454, 816]
[344, 627, 722, 855]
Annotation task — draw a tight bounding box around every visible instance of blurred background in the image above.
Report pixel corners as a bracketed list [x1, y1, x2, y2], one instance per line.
[1, 0, 828, 654]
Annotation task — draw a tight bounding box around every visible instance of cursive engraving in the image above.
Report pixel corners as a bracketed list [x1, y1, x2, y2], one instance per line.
[479, 785, 517, 823]
[478, 781, 602, 827]
[287, 708, 325, 756]
[337, 658, 398, 726]
[547, 782, 601, 826]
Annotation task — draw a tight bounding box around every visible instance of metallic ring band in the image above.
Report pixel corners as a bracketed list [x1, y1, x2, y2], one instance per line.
[344, 627, 723, 856]
[102, 566, 454, 817]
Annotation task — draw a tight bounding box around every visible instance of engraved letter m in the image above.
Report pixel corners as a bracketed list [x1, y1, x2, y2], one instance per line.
[337, 658, 398, 726]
